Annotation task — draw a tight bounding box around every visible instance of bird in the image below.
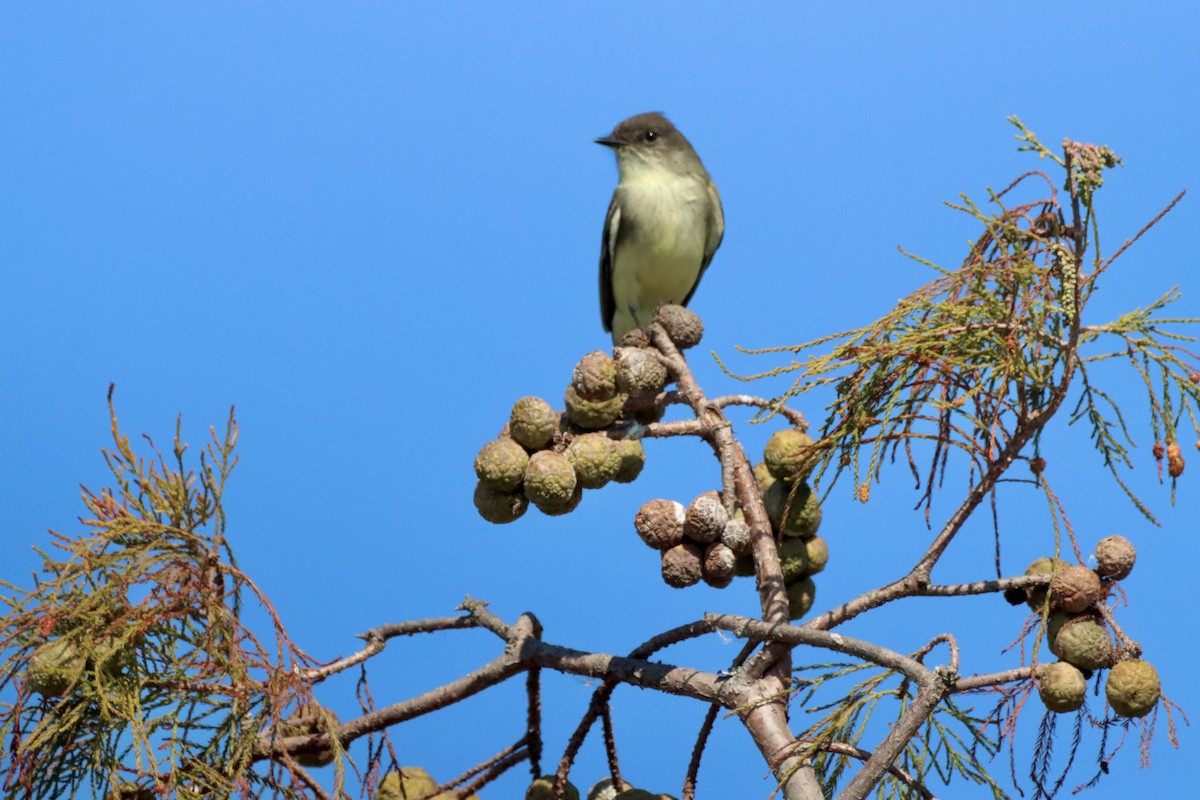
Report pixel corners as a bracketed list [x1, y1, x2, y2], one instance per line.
[595, 112, 724, 344]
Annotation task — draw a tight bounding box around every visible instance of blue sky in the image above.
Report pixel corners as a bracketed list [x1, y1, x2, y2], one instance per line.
[2, 3, 1198, 798]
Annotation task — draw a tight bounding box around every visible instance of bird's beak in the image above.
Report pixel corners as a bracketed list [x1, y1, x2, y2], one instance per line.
[594, 135, 625, 148]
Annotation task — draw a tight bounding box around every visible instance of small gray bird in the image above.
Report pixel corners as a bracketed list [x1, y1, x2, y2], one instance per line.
[596, 112, 724, 344]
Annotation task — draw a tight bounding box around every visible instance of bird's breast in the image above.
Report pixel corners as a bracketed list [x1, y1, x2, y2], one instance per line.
[608, 172, 711, 338]
[619, 173, 709, 259]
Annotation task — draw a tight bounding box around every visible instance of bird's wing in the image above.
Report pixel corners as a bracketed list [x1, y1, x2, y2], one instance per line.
[598, 192, 622, 332]
[682, 179, 725, 307]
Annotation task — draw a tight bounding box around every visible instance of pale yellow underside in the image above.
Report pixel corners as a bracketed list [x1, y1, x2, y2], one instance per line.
[609, 167, 710, 342]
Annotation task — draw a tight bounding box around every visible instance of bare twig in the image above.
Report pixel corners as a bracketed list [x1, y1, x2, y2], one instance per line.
[302, 616, 481, 682]
[710, 394, 809, 429]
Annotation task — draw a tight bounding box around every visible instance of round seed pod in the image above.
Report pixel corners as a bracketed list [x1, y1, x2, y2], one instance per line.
[573, 351, 619, 400]
[764, 429, 815, 484]
[634, 499, 686, 550]
[1052, 616, 1112, 670]
[785, 577, 816, 621]
[524, 451, 578, 509]
[1003, 586, 1029, 606]
[473, 481, 528, 524]
[1050, 565, 1102, 613]
[753, 461, 776, 494]
[804, 536, 829, 575]
[661, 542, 704, 588]
[95, 634, 138, 679]
[732, 553, 756, 577]
[510, 397, 559, 450]
[702, 542, 736, 588]
[1024, 557, 1069, 610]
[615, 347, 669, 398]
[654, 305, 703, 349]
[720, 517, 752, 555]
[1038, 661, 1087, 713]
[535, 483, 583, 517]
[474, 437, 530, 492]
[1106, 659, 1161, 718]
[280, 704, 340, 768]
[781, 487, 821, 538]
[616, 328, 652, 348]
[527, 776, 581, 800]
[1168, 454, 1185, 477]
[778, 538, 811, 582]
[613, 439, 646, 483]
[1044, 612, 1070, 650]
[684, 491, 728, 544]
[378, 767, 437, 800]
[761, 481, 788, 531]
[564, 385, 625, 429]
[763, 482, 821, 537]
[26, 638, 86, 696]
[628, 401, 666, 425]
[1094, 535, 1136, 580]
[565, 433, 622, 490]
[588, 780, 635, 800]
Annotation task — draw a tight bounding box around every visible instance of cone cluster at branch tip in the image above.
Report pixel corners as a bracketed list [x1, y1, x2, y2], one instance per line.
[25, 631, 138, 697]
[637, 490, 764, 589]
[756, 431, 828, 618]
[1022, 537, 1159, 717]
[627, 432, 828, 616]
[473, 344, 669, 524]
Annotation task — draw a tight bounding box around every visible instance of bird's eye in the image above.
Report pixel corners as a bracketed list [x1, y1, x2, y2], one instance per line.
[645, 130, 658, 142]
